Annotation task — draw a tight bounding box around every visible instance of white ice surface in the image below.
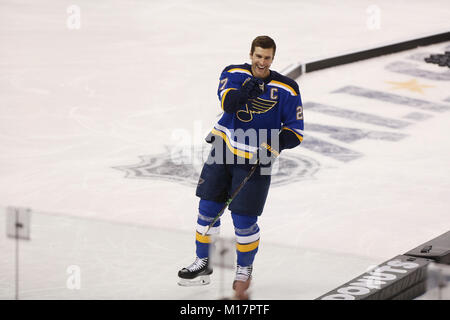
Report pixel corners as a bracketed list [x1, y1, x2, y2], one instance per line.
[0, 0, 449, 299]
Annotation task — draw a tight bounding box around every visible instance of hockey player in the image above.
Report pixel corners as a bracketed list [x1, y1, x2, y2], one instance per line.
[178, 36, 304, 299]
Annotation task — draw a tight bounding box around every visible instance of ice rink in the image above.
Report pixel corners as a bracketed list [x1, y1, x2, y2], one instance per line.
[0, 0, 449, 299]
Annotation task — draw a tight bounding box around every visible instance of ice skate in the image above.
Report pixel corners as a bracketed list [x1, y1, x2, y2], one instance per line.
[232, 265, 252, 300]
[178, 257, 213, 286]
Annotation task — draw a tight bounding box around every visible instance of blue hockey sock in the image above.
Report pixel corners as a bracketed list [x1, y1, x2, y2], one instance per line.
[195, 199, 223, 258]
[232, 213, 260, 266]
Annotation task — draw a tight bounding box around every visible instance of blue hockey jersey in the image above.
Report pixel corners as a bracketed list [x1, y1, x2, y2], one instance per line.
[210, 63, 304, 159]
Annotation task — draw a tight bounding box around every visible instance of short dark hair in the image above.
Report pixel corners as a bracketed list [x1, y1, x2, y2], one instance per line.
[250, 36, 276, 56]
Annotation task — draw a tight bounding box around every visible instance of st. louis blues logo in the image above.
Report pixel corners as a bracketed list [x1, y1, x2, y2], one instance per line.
[237, 97, 278, 122]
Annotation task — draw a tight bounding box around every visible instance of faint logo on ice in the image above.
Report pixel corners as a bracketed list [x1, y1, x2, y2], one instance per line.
[66, 265, 81, 290]
[366, 5, 381, 30]
[113, 146, 319, 187]
[67, 5, 81, 30]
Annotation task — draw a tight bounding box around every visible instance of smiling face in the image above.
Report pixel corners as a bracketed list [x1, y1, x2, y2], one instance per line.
[249, 46, 274, 79]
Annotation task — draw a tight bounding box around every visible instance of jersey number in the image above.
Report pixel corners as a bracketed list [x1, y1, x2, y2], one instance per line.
[296, 106, 303, 120]
[219, 78, 228, 91]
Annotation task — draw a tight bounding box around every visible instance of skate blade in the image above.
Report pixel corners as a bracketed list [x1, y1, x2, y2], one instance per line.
[178, 275, 211, 286]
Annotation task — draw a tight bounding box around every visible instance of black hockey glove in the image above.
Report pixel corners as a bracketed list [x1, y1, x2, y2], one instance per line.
[241, 77, 265, 100]
[256, 142, 280, 167]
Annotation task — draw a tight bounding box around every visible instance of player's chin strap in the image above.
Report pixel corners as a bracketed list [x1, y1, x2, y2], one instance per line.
[202, 159, 260, 237]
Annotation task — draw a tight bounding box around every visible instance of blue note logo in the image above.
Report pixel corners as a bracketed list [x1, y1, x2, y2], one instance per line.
[237, 97, 278, 122]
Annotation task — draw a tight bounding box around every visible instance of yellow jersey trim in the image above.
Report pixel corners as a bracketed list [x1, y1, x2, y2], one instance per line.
[282, 127, 303, 142]
[221, 88, 236, 110]
[211, 129, 254, 159]
[269, 80, 297, 96]
[227, 68, 252, 76]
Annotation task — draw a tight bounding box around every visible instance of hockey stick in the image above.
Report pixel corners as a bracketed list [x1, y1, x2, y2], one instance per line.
[202, 160, 260, 236]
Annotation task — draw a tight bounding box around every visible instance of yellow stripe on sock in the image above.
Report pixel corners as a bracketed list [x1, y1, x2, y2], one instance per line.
[236, 240, 260, 252]
[196, 232, 211, 244]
